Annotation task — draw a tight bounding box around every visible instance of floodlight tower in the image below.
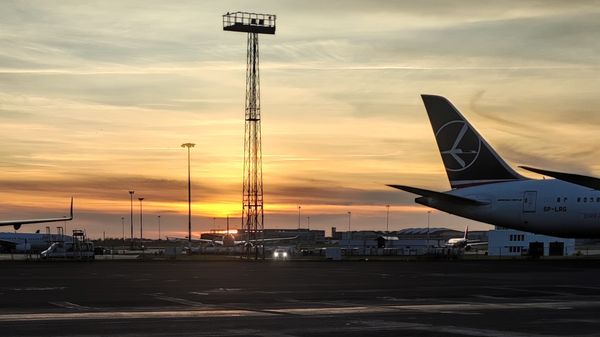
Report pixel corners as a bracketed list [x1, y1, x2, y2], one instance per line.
[223, 12, 276, 260]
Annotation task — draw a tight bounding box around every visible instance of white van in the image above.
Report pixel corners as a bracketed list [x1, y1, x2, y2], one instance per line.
[41, 241, 95, 260]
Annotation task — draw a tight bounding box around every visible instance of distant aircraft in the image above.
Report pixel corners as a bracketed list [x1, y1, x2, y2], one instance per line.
[166, 234, 297, 248]
[0, 198, 73, 230]
[0, 232, 73, 253]
[445, 226, 487, 250]
[166, 217, 297, 247]
[390, 95, 600, 238]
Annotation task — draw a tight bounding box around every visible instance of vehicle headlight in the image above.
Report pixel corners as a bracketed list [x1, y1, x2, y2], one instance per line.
[282, 252, 288, 257]
[274, 252, 279, 257]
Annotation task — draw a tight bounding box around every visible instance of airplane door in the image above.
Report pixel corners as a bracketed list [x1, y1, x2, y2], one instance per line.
[523, 191, 537, 213]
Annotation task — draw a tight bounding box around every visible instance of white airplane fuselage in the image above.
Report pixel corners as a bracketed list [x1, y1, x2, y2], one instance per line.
[0, 232, 74, 252]
[446, 238, 468, 247]
[421, 179, 600, 238]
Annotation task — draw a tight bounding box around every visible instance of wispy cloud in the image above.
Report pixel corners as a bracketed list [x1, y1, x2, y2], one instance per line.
[1, 1, 599, 236]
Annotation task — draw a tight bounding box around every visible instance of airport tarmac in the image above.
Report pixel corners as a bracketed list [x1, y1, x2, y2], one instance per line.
[1, 259, 600, 336]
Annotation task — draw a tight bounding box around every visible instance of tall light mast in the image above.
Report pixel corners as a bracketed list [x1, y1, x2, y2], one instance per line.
[223, 12, 276, 260]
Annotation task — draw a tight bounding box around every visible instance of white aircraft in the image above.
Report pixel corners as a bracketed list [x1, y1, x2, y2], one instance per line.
[446, 226, 486, 250]
[167, 217, 297, 247]
[167, 234, 297, 248]
[390, 95, 600, 238]
[0, 231, 73, 253]
[0, 198, 73, 230]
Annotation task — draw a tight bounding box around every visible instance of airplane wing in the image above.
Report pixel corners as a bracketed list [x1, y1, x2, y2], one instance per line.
[245, 236, 298, 244]
[520, 166, 600, 190]
[466, 241, 488, 246]
[0, 198, 73, 230]
[387, 185, 489, 205]
[165, 237, 222, 245]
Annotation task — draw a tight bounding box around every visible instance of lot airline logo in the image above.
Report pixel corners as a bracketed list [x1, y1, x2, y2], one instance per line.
[435, 120, 481, 172]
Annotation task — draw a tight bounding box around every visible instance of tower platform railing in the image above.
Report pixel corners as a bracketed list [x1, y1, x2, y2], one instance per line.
[223, 12, 276, 34]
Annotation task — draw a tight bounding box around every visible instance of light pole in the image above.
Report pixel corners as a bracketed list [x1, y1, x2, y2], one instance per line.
[386, 204, 390, 232]
[347, 211, 352, 250]
[121, 216, 125, 247]
[297, 205, 301, 229]
[128, 190, 135, 249]
[139, 197, 144, 248]
[427, 210, 431, 251]
[181, 143, 195, 249]
[307, 216, 310, 230]
[158, 215, 161, 241]
[347, 211, 351, 232]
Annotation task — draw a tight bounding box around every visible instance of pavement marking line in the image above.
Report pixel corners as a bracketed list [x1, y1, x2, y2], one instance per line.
[151, 294, 296, 317]
[473, 295, 510, 300]
[388, 300, 600, 312]
[0, 309, 274, 322]
[483, 286, 574, 297]
[8, 299, 600, 323]
[8, 287, 66, 291]
[48, 302, 91, 310]
[150, 295, 216, 308]
[269, 306, 393, 315]
[149, 295, 294, 317]
[558, 285, 600, 291]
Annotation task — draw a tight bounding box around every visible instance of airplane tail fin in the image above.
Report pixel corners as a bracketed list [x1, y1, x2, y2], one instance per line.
[69, 197, 74, 220]
[421, 95, 524, 189]
[464, 226, 469, 240]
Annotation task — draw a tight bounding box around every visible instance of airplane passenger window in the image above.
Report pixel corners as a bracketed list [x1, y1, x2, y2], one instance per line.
[578, 197, 581, 202]
[556, 197, 560, 202]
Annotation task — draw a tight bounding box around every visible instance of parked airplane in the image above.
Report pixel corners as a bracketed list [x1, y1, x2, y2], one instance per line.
[446, 226, 486, 250]
[166, 234, 297, 248]
[0, 231, 73, 253]
[167, 217, 296, 247]
[0, 198, 73, 230]
[389, 95, 600, 238]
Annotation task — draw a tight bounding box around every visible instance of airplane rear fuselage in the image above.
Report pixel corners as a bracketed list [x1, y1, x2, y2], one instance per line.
[419, 179, 600, 238]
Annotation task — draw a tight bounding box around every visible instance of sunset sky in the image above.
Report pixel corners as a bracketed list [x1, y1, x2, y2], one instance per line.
[2, 1, 600, 238]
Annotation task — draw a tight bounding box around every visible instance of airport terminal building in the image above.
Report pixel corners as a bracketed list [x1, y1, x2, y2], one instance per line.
[337, 228, 474, 255]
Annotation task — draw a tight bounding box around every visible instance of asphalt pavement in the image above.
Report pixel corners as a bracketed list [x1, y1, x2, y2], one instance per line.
[1, 259, 600, 336]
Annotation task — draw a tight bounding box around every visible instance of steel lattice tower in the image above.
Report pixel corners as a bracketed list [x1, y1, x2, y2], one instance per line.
[223, 12, 276, 259]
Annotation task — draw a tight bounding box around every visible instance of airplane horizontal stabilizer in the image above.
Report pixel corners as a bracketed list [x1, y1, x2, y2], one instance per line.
[387, 185, 489, 205]
[520, 166, 600, 190]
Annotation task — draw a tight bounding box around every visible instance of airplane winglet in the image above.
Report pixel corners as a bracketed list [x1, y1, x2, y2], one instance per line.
[69, 197, 74, 220]
[520, 166, 600, 190]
